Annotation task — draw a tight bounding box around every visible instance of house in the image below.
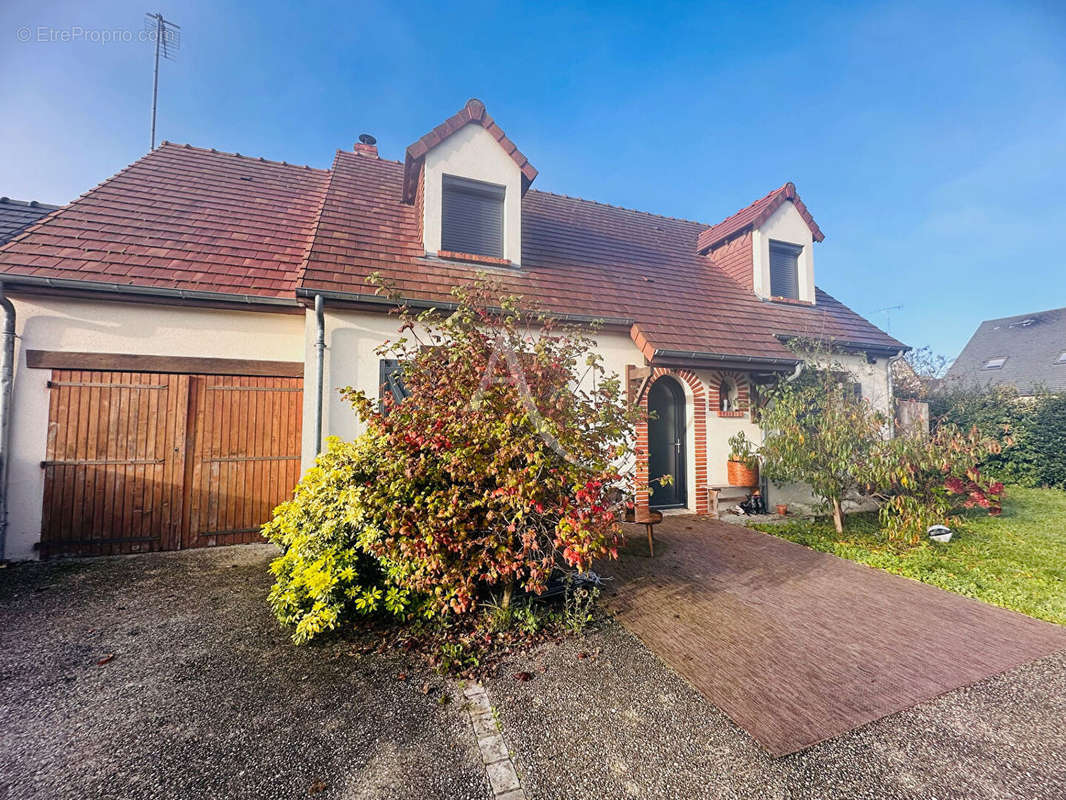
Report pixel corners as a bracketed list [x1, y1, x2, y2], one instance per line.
[0, 197, 61, 245]
[0, 98, 904, 561]
[946, 307, 1066, 395]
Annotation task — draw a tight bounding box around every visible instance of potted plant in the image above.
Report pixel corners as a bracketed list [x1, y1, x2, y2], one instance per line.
[727, 431, 760, 487]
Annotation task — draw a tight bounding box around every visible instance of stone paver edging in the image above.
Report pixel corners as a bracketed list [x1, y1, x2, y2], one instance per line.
[464, 683, 527, 800]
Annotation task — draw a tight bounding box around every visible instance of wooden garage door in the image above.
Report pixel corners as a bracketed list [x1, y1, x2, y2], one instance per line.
[41, 370, 303, 557]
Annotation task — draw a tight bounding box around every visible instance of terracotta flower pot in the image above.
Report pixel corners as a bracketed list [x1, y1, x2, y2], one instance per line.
[727, 460, 759, 487]
[775, 503, 788, 516]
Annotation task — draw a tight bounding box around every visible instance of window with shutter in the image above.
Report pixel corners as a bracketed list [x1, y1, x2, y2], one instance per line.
[379, 359, 409, 413]
[768, 240, 802, 300]
[441, 175, 505, 258]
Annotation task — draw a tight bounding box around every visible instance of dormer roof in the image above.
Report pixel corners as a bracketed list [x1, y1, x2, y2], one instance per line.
[697, 181, 824, 253]
[401, 98, 538, 204]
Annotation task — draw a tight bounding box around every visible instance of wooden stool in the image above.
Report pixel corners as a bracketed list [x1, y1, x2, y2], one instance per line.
[624, 507, 664, 556]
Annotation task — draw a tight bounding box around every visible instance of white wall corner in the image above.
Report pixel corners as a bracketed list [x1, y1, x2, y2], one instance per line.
[422, 124, 523, 265]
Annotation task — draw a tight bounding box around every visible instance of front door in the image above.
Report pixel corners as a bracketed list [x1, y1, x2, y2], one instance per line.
[648, 377, 686, 509]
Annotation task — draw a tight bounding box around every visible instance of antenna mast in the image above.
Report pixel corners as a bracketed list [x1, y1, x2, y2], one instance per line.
[873, 305, 904, 333]
[145, 12, 181, 150]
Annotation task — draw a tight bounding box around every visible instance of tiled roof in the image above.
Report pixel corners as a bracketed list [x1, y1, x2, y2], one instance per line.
[0, 143, 330, 297]
[945, 307, 1066, 394]
[402, 99, 538, 203]
[0, 197, 61, 245]
[697, 182, 824, 253]
[0, 135, 903, 362]
[301, 151, 902, 361]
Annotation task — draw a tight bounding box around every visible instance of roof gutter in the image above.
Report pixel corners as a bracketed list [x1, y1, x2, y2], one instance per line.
[294, 287, 636, 328]
[773, 333, 909, 358]
[0, 275, 300, 308]
[652, 348, 800, 368]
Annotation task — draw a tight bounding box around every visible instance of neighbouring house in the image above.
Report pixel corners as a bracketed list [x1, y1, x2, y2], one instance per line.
[0, 197, 61, 245]
[946, 306, 1066, 395]
[0, 98, 904, 561]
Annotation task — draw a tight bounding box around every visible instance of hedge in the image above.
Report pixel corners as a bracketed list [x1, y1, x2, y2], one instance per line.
[929, 385, 1066, 489]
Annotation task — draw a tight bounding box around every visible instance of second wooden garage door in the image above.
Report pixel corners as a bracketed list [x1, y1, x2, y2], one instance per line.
[41, 370, 303, 557]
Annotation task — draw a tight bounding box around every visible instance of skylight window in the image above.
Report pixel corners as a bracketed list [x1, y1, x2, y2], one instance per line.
[982, 357, 1007, 370]
[1056, 351, 1066, 365]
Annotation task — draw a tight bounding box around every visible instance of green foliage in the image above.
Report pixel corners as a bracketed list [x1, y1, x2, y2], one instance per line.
[864, 424, 1005, 544]
[758, 358, 886, 532]
[562, 576, 599, 634]
[727, 431, 758, 468]
[262, 437, 416, 644]
[753, 486, 1066, 625]
[931, 385, 1066, 489]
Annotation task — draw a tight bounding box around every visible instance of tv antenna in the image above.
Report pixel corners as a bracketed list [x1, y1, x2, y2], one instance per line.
[872, 304, 903, 332]
[145, 12, 181, 150]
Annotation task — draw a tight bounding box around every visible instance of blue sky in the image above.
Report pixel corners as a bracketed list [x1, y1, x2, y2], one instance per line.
[2, 0, 1064, 360]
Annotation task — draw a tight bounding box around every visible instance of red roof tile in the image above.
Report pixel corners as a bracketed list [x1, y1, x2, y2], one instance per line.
[697, 181, 825, 253]
[401, 99, 538, 203]
[0, 143, 330, 297]
[300, 152, 902, 360]
[0, 129, 902, 361]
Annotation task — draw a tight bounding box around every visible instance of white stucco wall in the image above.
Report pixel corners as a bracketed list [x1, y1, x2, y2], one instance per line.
[422, 124, 524, 264]
[5, 296, 305, 560]
[301, 306, 642, 468]
[752, 201, 815, 302]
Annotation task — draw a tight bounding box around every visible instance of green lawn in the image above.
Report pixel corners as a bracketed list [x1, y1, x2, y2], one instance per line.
[752, 486, 1066, 625]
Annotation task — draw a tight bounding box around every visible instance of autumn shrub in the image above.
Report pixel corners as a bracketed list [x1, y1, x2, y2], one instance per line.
[864, 424, 1006, 544]
[342, 281, 640, 615]
[264, 280, 639, 644]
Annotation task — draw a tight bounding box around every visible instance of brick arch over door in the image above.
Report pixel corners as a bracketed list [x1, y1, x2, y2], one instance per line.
[635, 368, 708, 515]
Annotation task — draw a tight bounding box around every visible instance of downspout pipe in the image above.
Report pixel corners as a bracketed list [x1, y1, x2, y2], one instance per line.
[314, 295, 325, 455]
[887, 348, 907, 437]
[0, 286, 15, 562]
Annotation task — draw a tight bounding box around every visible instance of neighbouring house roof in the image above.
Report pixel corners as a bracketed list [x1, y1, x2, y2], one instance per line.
[696, 182, 824, 254]
[945, 307, 1066, 394]
[0, 197, 62, 246]
[402, 98, 538, 204]
[0, 109, 903, 365]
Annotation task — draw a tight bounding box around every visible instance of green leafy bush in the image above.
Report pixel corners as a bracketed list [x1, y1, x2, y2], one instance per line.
[932, 385, 1066, 489]
[262, 436, 415, 643]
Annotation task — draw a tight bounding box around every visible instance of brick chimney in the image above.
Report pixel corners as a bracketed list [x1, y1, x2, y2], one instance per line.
[353, 133, 378, 157]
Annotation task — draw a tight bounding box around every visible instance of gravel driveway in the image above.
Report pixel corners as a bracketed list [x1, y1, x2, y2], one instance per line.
[4, 545, 1064, 800]
[0, 545, 490, 800]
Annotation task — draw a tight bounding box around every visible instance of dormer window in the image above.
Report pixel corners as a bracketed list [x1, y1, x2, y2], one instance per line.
[769, 240, 802, 300]
[402, 99, 538, 266]
[441, 175, 504, 259]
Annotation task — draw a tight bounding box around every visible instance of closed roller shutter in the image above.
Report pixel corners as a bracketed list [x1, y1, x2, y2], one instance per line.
[769, 240, 802, 300]
[441, 175, 505, 258]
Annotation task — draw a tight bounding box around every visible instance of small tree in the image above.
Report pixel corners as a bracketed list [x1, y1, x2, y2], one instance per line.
[758, 360, 886, 533]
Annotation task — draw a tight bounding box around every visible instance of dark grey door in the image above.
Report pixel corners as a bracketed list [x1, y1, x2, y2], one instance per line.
[648, 378, 686, 509]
